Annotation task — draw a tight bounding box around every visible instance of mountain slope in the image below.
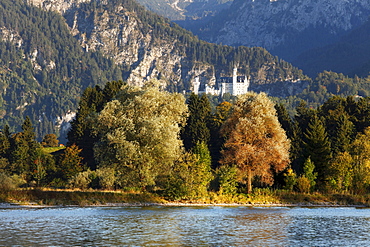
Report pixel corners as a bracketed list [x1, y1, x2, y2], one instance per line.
[294, 18, 370, 77]
[58, 0, 305, 88]
[1, 0, 304, 140]
[135, 0, 233, 21]
[0, 0, 123, 139]
[195, 0, 370, 62]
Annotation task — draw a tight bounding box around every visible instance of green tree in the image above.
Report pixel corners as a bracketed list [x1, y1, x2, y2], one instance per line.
[350, 128, 370, 194]
[67, 86, 104, 170]
[220, 92, 290, 193]
[329, 152, 353, 192]
[215, 165, 238, 195]
[0, 125, 11, 173]
[303, 115, 332, 189]
[283, 168, 297, 191]
[67, 81, 124, 170]
[301, 157, 317, 192]
[181, 93, 211, 151]
[0, 125, 11, 158]
[275, 103, 301, 167]
[209, 101, 232, 167]
[320, 96, 355, 154]
[93, 83, 187, 189]
[57, 144, 83, 181]
[190, 141, 213, 198]
[9, 117, 40, 181]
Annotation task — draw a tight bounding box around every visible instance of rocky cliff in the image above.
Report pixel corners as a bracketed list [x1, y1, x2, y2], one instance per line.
[135, 0, 233, 21]
[29, 0, 304, 90]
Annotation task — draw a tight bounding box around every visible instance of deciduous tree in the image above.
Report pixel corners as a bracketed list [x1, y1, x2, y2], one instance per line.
[220, 92, 290, 193]
[93, 83, 188, 189]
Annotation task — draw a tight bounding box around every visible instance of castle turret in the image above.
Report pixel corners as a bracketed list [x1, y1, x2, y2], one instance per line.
[193, 77, 200, 95]
[232, 67, 238, 85]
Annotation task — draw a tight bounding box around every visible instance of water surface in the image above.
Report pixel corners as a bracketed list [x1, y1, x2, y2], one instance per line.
[1, 206, 369, 246]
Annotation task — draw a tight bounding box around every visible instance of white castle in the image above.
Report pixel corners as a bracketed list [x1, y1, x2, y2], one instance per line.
[192, 68, 250, 96]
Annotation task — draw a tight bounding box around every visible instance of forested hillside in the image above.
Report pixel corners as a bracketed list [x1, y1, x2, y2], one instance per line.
[0, 0, 304, 140]
[0, 0, 123, 140]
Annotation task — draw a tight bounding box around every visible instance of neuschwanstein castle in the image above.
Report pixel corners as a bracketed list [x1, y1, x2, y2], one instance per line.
[192, 68, 250, 96]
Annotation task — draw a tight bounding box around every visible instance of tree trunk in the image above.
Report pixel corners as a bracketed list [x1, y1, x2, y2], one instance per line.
[247, 167, 252, 194]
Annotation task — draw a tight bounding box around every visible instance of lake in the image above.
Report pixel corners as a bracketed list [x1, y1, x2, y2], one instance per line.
[1, 206, 370, 246]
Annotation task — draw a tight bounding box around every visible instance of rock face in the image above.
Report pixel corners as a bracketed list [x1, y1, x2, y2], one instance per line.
[135, 0, 233, 21]
[28, 0, 304, 91]
[27, 0, 90, 13]
[197, 0, 370, 61]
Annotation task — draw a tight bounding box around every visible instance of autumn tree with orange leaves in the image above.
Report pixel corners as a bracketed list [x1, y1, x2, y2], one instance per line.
[220, 92, 290, 193]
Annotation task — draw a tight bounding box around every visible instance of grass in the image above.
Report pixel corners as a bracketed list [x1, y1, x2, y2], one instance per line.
[2, 188, 370, 207]
[42, 146, 65, 154]
[3, 189, 166, 206]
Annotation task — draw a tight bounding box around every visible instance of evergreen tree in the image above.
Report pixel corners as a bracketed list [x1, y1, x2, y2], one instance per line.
[331, 114, 355, 154]
[57, 144, 83, 181]
[0, 125, 11, 159]
[209, 101, 232, 167]
[320, 96, 355, 154]
[0, 125, 11, 174]
[67, 81, 123, 170]
[9, 117, 40, 181]
[181, 93, 211, 151]
[302, 157, 317, 192]
[303, 115, 332, 189]
[275, 103, 301, 167]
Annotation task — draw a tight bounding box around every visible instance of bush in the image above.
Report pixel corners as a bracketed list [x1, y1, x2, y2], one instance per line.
[68, 170, 94, 190]
[296, 176, 311, 193]
[0, 173, 16, 191]
[96, 168, 116, 190]
[0, 173, 26, 191]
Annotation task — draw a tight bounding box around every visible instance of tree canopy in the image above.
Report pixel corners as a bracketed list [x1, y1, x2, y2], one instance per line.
[93, 83, 188, 188]
[220, 92, 290, 193]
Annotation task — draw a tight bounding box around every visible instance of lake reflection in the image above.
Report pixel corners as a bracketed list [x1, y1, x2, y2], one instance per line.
[0, 206, 370, 246]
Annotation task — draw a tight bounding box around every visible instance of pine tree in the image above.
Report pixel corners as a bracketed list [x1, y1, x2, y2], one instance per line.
[0, 125, 11, 159]
[303, 116, 332, 189]
[302, 157, 317, 191]
[67, 82, 123, 170]
[209, 101, 232, 167]
[275, 103, 301, 167]
[10, 117, 40, 181]
[181, 93, 211, 151]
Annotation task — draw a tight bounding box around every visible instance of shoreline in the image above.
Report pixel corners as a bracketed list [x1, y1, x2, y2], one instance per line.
[1, 202, 368, 209]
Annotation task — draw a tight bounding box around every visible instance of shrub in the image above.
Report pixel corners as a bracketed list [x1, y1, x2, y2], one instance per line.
[96, 168, 116, 190]
[68, 170, 94, 190]
[296, 176, 311, 194]
[0, 173, 17, 191]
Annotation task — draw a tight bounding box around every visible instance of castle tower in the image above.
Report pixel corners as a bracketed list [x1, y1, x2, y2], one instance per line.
[232, 67, 238, 84]
[193, 77, 201, 95]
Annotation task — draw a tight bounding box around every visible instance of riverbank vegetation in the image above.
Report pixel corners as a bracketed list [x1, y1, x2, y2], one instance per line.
[2, 80, 370, 206]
